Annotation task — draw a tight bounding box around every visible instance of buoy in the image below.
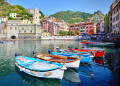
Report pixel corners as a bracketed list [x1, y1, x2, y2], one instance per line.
[15, 53, 20, 57]
[48, 50, 52, 54]
[33, 51, 36, 55]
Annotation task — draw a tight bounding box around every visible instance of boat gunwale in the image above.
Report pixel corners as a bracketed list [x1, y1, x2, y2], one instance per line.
[36, 53, 81, 63]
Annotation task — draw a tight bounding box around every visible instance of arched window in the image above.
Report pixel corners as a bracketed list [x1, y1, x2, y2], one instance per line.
[15, 27, 17, 30]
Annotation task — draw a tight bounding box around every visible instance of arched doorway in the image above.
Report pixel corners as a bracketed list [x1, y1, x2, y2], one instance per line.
[11, 35, 16, 39]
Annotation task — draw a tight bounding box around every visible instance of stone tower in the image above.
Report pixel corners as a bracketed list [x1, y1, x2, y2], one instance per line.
[33, 7, 40, 25]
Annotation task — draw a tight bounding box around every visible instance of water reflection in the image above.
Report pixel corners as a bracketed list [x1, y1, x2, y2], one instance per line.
[15, 66, 62, 86]
[0, 40, 115, 86]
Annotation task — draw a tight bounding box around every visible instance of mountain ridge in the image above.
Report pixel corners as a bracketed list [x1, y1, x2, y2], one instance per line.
[50, 10, 105, 24]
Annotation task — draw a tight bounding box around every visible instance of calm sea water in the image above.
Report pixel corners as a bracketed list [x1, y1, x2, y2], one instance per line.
[0, 40, 117, 86]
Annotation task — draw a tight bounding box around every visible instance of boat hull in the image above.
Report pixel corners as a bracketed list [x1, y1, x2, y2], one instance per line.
[64, 59, 80, 69]
[88, 43, 115, 47]
[36, 53, 81, 69]
[15, 62, 64, 80]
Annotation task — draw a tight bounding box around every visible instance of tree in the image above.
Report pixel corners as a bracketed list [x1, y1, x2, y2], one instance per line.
[8, 17, 16, 20]
[77, 31, 80, 35]
[71, 31, 75, 35]
[59, 31, 63, 35]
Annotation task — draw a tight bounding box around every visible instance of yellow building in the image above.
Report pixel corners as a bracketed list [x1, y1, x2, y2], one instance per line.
[94, 25, 97, 34]
[23, 19, 33, 24]
[42, 32, 51, 36]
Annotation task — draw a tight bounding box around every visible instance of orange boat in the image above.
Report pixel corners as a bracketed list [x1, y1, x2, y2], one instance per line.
[35, 53, 81, 69]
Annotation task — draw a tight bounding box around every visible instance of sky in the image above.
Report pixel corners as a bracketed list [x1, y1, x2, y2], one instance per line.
[8, 0, 115, 16]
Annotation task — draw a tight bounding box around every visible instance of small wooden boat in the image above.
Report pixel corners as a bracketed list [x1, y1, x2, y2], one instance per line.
[70, 48, 105, 58]
[35, 53, 81, 69]
[88, 42, 115, 47]
[52, 52, 92, 64]
[15, 56, 66, 79]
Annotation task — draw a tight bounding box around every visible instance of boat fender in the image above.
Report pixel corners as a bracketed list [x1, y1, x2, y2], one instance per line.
[48, 50, 52, 54]
[45, 72, 52, 76]
[15, 53, 20, 57]
[33, 51, 36, 55]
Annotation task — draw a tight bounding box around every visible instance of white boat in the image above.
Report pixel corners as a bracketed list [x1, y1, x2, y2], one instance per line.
[15, 56, 66, 79]
[35, 53, 81, 69]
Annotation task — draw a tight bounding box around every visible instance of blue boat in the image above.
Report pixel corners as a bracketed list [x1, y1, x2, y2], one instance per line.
[15, 56, 66, 79]
[52, 52, 92, 64]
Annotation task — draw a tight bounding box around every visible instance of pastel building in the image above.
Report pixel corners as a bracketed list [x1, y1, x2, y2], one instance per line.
[28, 9, 34, 15]
[0, 17, 8, 23]
[41, 18, 49, 32]
[96, 20, 104, 34]
[48, 21, 60, 35]
[23, 19, 33, 24]
[9, 13, 17, 18]
[69, 22, 94, 35]
[41, 17, 69, 35]
[6, 7, 43, 39]
[33, 7, 41, 25]
[109, 0, 120, 34]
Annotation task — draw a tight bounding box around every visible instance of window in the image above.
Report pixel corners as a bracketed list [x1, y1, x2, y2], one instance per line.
[83, 27, 85, 29]
[19, 30, 21, 33]
[90, 26, 92, 28]
[24, 30, 26, 33]
[77, 28, 79, 30]
[116, 24, 117, 28]
[31, 30, 32, 33]
[36, 17, 37, 19]
[22, 28, 24, 30]
[15, 27, 17, 30]
[81, 27, 82, 29]
[10, 27, 12, 30]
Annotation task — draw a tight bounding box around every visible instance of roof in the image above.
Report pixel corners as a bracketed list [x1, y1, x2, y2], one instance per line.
[34, 6, 39, 11]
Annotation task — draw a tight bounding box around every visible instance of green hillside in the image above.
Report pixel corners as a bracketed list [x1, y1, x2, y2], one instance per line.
[50, 10, 105, 24]
[0, 0, 44, 20]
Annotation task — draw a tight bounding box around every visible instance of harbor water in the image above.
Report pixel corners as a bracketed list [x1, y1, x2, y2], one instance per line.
[0, 40, 118, 86]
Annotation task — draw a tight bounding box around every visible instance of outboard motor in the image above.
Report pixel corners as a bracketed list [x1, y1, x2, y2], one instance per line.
[33, 51, 36, 55]
[75, 47, 78, 49]
[68, 46, 71, 49]
[82, 47, 84, 49]
[56, 47, 59, 49]
[15, 53, 20, 57]
[48, 50, 52, 54]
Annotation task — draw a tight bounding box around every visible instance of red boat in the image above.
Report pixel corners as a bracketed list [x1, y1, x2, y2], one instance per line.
[93, 57, 104, 65]
[70, 48, 105, 58]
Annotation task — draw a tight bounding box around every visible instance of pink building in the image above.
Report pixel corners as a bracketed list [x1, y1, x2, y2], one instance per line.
[41, 18, 49, 32]
[48, 22, 60, 35]
[28, 9, 34, 15]
[69, 22, 94, 35]
[109, 0, 120, 34]
[96, 20, 104, 34]
[41, 17, 69, 35]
